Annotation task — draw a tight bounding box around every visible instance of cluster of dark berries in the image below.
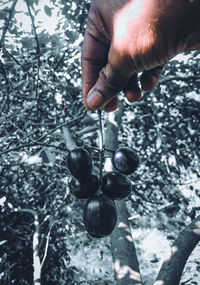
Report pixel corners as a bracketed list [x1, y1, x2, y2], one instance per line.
[67, 146, 139, 238]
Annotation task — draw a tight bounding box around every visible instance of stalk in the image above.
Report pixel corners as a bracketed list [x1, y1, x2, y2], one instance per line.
[98, 109, 104, 185]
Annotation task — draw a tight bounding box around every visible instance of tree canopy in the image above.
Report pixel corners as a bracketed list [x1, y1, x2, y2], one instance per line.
[0, 0, 200, 284]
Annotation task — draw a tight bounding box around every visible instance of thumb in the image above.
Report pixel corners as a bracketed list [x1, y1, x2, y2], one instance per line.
[86, 58, 131, 111]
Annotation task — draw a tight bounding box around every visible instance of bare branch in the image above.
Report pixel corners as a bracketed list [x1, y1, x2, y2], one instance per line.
[0, 59, 11, 114]
[24, 0, 40, 54]
[0, 0, 18, 47]
[0, 142, 66, 156]
[40, 220, 58, 270]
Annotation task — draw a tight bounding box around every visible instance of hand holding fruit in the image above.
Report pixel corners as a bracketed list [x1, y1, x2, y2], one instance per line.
[82, 0, 200, 112]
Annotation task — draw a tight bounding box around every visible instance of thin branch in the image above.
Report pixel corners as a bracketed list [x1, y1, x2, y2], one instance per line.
[1, 46, 82, 94]
[0, 0, 18, 47]
[33, 113, 85, 143]
[40, 220, 58, 270]
[0, 115, 87, 161]
[24, 0, 41, 119]
[15, 207, 37, 216]
[53, 49, 68, 71]
[0, 142, 66, 156]
[2, 46, 36, 78]
[24, 0, 40, 54]
[0, 59, 11, 115]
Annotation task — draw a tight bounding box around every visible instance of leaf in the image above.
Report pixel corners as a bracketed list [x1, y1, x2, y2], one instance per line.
[21, 37, 34, 48]
[0, 10, 7, 20]
[44, 5, 52, 17]
[41, 148, 56, 165]
[156, 135, 162, 149]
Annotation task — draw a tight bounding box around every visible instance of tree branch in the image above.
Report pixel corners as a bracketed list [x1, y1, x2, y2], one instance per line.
[0, 142, 66, 156]
[0, 59, 11, 115]
[1, 46, 82, 94]
[24, 0, 40, 54]
[0, 0, 18, 47]
[154, 215, 200, 285]
[34, 114, 85, 143]
[40, 220, 58, 270]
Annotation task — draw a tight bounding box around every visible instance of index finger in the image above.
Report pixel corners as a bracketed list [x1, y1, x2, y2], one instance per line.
[81, 30, 110, 109]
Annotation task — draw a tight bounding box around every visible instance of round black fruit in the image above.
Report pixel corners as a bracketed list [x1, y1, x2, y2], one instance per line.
[83, 195, 117, 238]
[112, 147, 139, 175]
[67, 147, 92, 180]
[101, 171, 132, 200]
[69, 174, 99, 199]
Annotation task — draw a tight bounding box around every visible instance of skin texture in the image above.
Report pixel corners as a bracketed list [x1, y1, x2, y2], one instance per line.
[81, 0, 200, 112]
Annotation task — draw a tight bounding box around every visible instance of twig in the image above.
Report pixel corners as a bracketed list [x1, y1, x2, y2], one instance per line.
[1, 46, 82, 94]
[98, 110, 104, 184]
[0, 59, 11, 115]
[0, 0, 18, 47]
[0, 115, 86, 156]
[33, 113, 85, 143]
[40, 220, 58, 270]
[24, 0, 41, 119]
[24, 0, 40, 54]
[0, 142, 66, 156]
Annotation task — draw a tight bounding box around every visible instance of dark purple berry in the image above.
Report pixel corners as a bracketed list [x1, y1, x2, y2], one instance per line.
[69, 174, 99, 199]
[83, 195, 117, 238]
[112, 147, 139, 175]
[101, 171, 132, 200]
[67, 147, 92, 179]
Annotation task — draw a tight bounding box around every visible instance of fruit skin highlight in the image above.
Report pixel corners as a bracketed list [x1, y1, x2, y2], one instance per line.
[67, 147, 93, 180]
[69, 174, 99, 199]
[112, 147, 139, 175]
[101, 171, 132, 200]
[83, 194, 117, 238]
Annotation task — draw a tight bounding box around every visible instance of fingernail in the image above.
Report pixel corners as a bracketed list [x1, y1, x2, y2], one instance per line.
[86, 90, 104, 109]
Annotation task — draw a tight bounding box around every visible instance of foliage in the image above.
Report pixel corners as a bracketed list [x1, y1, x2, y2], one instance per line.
[0, 0, 90, 284]
[117, 53, 200, 224]
[0, 0, 200, 284]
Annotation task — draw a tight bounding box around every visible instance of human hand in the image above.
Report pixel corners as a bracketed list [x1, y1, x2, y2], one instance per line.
[81, 0, 200, 112]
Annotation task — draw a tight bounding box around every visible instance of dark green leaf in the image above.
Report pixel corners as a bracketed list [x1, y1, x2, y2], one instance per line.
[44, 5, 52, 17]
[0, 10, 7, 20]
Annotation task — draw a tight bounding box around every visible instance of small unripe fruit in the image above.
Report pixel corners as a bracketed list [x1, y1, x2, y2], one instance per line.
[69, 174, 99, 199]
[83, 195, 117, 238]
[101, 171, 132, 200]
[67, 147, 92, 180]
[112, 147, 139, 175]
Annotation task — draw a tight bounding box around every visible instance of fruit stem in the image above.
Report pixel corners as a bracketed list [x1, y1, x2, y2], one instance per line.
[98, 110, 104, 184]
